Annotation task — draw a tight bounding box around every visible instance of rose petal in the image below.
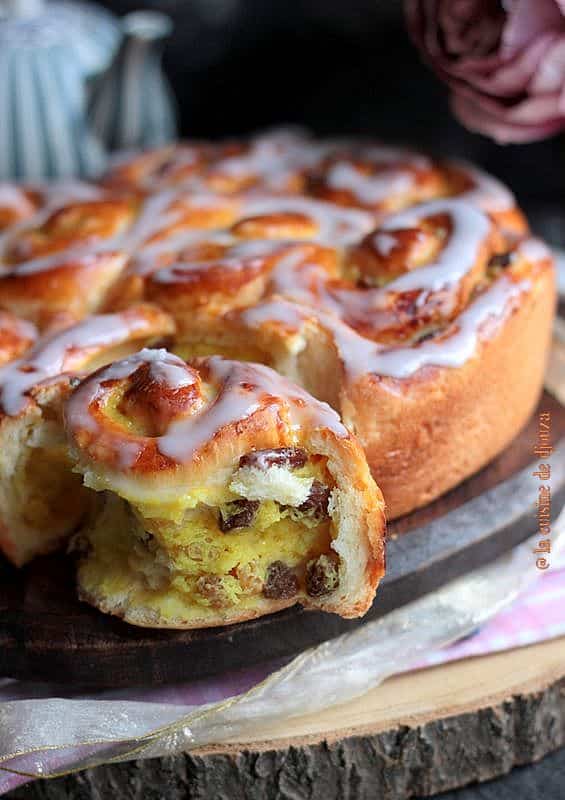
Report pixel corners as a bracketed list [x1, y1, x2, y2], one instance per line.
[452, 92, 565, 142]
[456, 32, 558, 94]
[502, 0, 565, 54]
[529, 35, 565, 91]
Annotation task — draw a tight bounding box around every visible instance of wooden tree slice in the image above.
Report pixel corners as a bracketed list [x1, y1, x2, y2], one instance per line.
[8, 637, 565, 799]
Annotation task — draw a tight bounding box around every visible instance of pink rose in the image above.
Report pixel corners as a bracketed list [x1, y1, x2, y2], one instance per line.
[406, 0, 565, 142]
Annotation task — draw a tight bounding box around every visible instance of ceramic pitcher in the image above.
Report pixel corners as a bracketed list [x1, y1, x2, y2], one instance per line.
[0, 1, 177, 180]
[88, 10, 177, 152]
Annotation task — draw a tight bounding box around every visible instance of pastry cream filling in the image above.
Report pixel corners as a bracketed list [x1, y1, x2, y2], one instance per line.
[172, 339, 269, 364]
[8, 418, 88, 535]
[77, 459, 341, 623]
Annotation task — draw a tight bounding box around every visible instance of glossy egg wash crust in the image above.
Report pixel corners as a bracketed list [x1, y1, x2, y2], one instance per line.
[0, 126, 556, 586]
[64, 351, 386, 627]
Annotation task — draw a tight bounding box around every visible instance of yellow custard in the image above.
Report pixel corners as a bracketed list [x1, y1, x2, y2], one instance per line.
[77, 460, 336, 624]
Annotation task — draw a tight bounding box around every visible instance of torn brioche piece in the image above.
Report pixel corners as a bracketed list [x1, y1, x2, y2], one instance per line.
[0, 304, 174, 566]
[64, 350, 386, 628]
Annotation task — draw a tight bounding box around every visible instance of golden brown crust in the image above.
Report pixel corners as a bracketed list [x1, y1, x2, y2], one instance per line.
[101, 130, 313, 194]
[144, 241, 339, 333]
[0, 303, 175, 418]
[4, 199, 135, 264]
[350, 261, 555, 517]
[0, 192, 138, 329]
[0, 185, 40, 230]
[221, 243, 554, 519]
[0, 251, 129, 331]
[0, 311, 37, 366]
[101, 143, 214, 190]
[306, 146, 449, 215]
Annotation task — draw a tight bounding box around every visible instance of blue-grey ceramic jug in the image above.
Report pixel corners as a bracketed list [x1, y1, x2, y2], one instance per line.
[0, 1, 177, 180]
[0, 0, 119, 179]
[88, 11, 177, 152]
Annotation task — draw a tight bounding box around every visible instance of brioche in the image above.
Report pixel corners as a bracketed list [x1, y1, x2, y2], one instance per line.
[65, 350, 385, 626]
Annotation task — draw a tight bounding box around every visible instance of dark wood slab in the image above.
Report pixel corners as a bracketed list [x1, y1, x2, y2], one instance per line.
[7, 637, 565, 800]
[0, 392, 563, 688]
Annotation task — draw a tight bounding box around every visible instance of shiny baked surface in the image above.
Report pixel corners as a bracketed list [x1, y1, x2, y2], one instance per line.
[0, 127, 555, 568]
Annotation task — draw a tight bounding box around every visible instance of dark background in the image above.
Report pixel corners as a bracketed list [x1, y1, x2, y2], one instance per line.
[98, 0, 565, 249]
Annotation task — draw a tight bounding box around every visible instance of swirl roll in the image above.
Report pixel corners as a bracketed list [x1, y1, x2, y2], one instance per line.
[0, 192, 135, 331]
[0, 305, 174, 566]
[65, 350, 385, 627]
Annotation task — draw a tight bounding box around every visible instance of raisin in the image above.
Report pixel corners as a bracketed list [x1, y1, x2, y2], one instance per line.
[219, 499, 260, 532]
[306, 553, 340, 597]
[488, 252, 513, 269]
[298, 480, 330, 518]
[239, 447, 307, 471]
[147, 335, 175, 351]
[415, 329, 437, 344]
[263, 561, 299, 599]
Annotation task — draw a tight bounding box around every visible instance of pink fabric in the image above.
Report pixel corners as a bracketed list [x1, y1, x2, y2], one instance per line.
[406, 0, 565, 142]
[414, 559, 565, 669]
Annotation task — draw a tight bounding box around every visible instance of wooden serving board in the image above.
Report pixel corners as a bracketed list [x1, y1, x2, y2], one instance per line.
[8, 637, 565, 800]
[0, 392, 563, 688]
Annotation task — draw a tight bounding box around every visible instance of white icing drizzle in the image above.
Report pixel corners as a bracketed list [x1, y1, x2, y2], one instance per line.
[372, 232, 398, 256]
[323, 144, 432, 206]
[0, 184, 35, 217]
[240, 298, 309, 331]
[35, 181, 105, 207]
[240, 196, 374, 247]
[131, 230, 234, 277]
[518, 237, 552, 263]
[332, 277, 530, 378]
[377, 199, 490, 293]
[268, 248, 340, 313]
[449, 160, 515, 213]
[0, 311, 160, 416]
[241, 267, 532, 381]
[208, 128, 325, 191]
[268, 199, 491, 325]
[114, 190, 182, 254]
[0, 182, 106, 266]
[0, 188, 198, 276]
[7, 247, 118, 277]
[326, 162, 414, 205]
[66, 350, 348, 469]
[132, 194, 374, 282]
[150, 239, 296, 285]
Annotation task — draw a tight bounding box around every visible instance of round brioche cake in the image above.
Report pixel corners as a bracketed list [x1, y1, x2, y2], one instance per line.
[0, 127, 555, 529]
